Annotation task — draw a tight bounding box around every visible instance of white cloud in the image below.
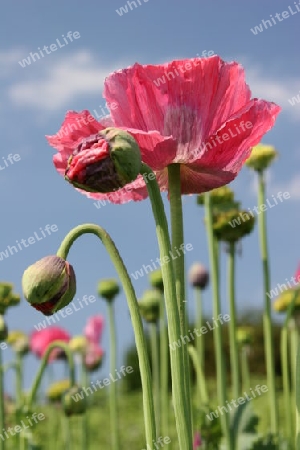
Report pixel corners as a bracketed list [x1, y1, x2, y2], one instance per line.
[7, 50, 124, 111]
[0, 49, 26, 77]
[271, 174, 300, 200]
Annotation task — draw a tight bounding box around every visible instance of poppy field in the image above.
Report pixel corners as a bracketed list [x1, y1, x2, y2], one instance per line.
[0, 2, 298, 449]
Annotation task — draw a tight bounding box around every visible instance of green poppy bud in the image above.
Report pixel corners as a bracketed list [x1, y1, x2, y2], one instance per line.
[245, 143, 277, 172]
[47, 379, 71, 403]
[273, 288, 300, 313]
[0, 283, 20, 315]
[6, 330, 29, 355]
[22, 256, 76, 316]
[236, 327, 254, 346]
[62, 386, 86, 416]
[138, 289, 162, 323]
[197, 186, 235, 206]
[97, 278, 120, 302]
[65, 127, 141, 193]
[149, 269, 164, 292]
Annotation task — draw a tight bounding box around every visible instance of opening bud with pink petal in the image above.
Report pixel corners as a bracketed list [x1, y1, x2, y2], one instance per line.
[65, 127, 142, 193]
[22, 255, 76, 316]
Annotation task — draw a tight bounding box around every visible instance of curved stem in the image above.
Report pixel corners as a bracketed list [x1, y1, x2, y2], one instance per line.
[56, 224, 156, 446]
[107, 300, 120, 450]
[281, 289, 299, 442]
[257, 170, 278, 434]
[141, 164, 192, 449]
[0, 346, 5, 450]
[159, 296, 169, 438]
[204, 193, 232, 450]
[228, 241, 240, 400]
[27, 341, 75, 410]
[150, 322, 160, 433]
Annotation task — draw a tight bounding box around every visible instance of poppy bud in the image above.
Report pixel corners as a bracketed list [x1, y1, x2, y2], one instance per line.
[245, 143, 277, 172]
[138, 290, 162, 323]
[273, 288, 300, 313]
[0, 283, 20, 315]
[97, 278, 120, 302]
[69, 336, 88, 354]
[65, 127, 141, 193]
[149, 269, 164, 292]
[22, 256, 76, 316]
[62, 386, 87, 416]
[236, 327, 254, 346]
[189, 263, 209, 290]
[6, 330, 29, 355]
[197, 186, 235, 206]
[47, 379, 71, 403]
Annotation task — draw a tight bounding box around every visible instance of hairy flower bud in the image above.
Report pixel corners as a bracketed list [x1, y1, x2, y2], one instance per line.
[245, 143, 277, 172]
[138, 289, 162, 323]
[65, 127, 141, 193]
[149, 269, 164, 292]
[47, 379, 71, 403]
[69, 336, 88, 353]
[197, 186, 235, 206]
[62, 386, 87, 416]
[0, 283, 20, 315]
[22, 256, 76, 316]
[97, 278, 120, 302]
[188, 263, 209, 289]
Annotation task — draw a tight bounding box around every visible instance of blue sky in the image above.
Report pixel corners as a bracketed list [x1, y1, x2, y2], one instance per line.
[0, 0, 299, 390]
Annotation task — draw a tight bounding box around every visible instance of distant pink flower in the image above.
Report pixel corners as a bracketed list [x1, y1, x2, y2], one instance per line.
[84, 342, 104, 372]
[295, 264, 300, 283]
[84, 315, 104, 345]
[193, 431, 202, 448]
[47, 56, 280, 202]
[30, 327, 70, 362]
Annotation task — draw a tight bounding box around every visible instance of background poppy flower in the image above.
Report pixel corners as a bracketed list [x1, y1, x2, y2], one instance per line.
[30, 327, 71, 362]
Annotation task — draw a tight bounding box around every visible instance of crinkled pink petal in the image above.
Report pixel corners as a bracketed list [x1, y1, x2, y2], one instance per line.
[104, 57, 252, 147]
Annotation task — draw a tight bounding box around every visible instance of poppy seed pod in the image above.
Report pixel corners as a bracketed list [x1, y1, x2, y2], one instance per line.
[213, 209, 255, 243]
[97, 278, 120, 302]
[65, 127, 141, 193]
[62, 386, 87, 416]
[22, 256, 76, 316]
[0, 316, 8, 342]
[188, 263, 209, 290]
[245, 143, 277, 172]
[138, 289, 162, 323]
[149, 269, 164, 292]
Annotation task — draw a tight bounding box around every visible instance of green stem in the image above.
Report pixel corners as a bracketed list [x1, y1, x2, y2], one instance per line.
[80, 359, 89, 450]
[62, 415, 72, 450]
[281, 289, 299, 442]
[257, 170, 278, 434]
[290, 319, 298, 396]
[0, 346, 5, 450]
[56, 224, 156, 446]
[167, 163, 192, 438]
[159, 297, 169, 438]
[296, 335, 300, 448]
[240, 347, 251, 392]
[15, 353, 23, 450]
[141, 164, 192, 449]
[107, 300, 120, 450]
[204, 193, 232, 450]
[188, 345, 209, 405]
[150, 322, 160, 433]
[195, 288, 204, 373]
[27, 341, 75, 411]
[228, 241, 240, 400]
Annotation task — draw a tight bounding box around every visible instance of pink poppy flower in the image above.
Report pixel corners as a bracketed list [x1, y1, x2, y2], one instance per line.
[47, 56, 280, 202]
[30, 327, 71, 362]
[295, 264, 300, 284]
[193, 431, 202, 448]
[84, 342, 104, 372]
[84, 315, 104, 345]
